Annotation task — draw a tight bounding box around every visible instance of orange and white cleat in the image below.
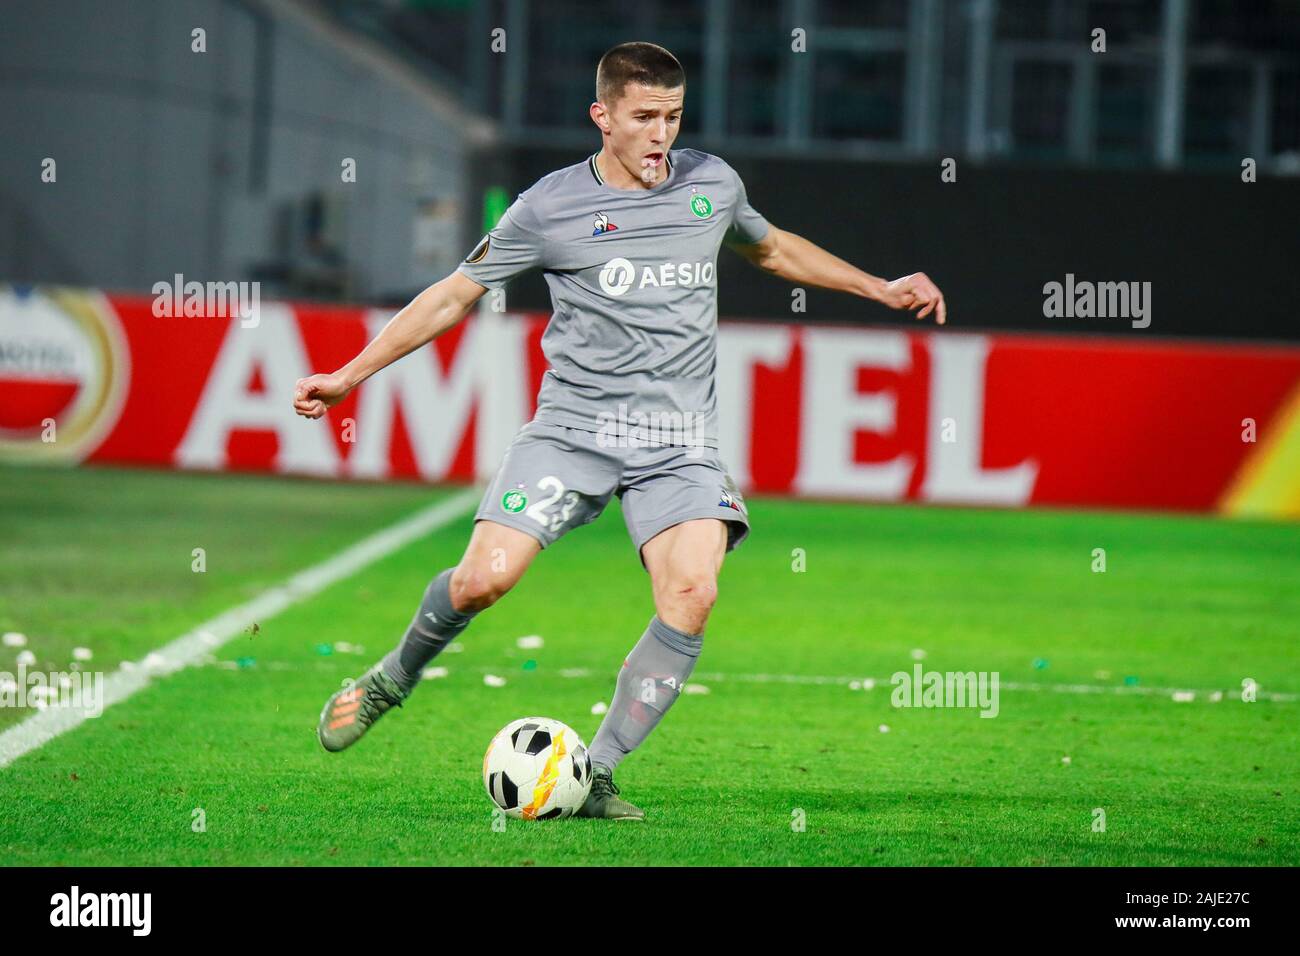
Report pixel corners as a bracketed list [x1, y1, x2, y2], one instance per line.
[317, 665, 407, 753]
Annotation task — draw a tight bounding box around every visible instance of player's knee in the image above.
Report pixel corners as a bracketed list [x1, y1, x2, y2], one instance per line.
[664, 573, 719, 619]
[449, 565, 510, 613]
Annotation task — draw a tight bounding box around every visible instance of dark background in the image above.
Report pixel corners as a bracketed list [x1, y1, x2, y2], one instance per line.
[467, 145, 1300, 340]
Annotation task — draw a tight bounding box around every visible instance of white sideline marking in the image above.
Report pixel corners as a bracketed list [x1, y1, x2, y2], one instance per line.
[208, 660, 1294, 705]
[185, 661, 1293, 705]
[690, 672, 1299, 703]
[0, 488, 481, 769]
[551, 668, 1297, 703]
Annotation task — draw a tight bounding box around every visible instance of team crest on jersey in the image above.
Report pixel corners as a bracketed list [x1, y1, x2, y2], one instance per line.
[688, 190, 713, 219]
[592, 211, 618, 236]
[502, 490, 527, 513]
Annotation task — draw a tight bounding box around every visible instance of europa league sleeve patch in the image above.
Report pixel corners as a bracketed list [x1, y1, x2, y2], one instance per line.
[464, 234, 490, 264]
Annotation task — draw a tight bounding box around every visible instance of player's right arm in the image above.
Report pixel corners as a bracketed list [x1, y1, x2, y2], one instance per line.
[293, 271, 487, 419]
[295, 190, 544, 419]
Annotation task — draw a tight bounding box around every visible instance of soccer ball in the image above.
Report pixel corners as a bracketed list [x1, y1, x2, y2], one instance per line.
[483, 717, 593, 820]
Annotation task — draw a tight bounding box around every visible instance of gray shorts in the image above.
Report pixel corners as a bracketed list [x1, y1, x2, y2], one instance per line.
[474, 419, 750, 563]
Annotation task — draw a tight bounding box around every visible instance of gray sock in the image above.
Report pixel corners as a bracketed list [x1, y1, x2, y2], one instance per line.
[381, 568, 478, 694]
[588, 615, 703, 772]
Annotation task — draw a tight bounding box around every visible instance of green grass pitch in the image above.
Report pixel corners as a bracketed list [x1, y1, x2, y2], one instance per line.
[1, 463, 1297, 865]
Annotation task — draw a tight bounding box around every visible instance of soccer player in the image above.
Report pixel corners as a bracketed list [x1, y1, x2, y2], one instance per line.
[294, 42, 945, 820]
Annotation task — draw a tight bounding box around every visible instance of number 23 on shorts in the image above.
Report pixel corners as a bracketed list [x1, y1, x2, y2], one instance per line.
[503, 476, 580, 534]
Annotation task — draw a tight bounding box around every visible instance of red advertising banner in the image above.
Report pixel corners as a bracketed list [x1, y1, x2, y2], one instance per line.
[3, 286, 1298, 518]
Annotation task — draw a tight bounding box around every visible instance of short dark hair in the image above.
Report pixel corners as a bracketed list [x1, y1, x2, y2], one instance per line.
[596, 42, 685, 106]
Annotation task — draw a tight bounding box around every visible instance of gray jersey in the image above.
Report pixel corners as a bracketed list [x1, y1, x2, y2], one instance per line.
[457, 148, 769, 448]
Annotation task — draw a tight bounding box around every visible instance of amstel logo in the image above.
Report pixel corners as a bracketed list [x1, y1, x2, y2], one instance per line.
[0, 286, 129, 462]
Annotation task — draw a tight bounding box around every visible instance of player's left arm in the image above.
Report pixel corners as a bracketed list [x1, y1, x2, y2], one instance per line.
[731, 225, 946, 325]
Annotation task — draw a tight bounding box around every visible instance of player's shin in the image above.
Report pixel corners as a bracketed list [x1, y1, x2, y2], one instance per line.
[380, 567, 480, 694]
[587, 615, 702, 771]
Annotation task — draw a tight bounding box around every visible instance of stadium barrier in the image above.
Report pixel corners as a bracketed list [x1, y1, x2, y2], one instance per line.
[3, 285, 1299, 519]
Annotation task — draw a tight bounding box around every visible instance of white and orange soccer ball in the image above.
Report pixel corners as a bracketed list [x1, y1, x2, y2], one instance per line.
[483, 717, 593, 820]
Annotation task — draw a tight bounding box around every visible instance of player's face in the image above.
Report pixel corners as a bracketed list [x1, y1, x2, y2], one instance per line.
[603, 83, 684, 184]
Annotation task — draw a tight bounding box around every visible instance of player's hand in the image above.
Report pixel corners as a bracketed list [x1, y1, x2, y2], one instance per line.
[880, 272, 946, 326]
[294, 373, 350, 420]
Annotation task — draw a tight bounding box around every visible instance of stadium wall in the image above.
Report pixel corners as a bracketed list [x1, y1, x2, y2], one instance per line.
[0, 0, 485, 299]
[4, 285, 1299, 520]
